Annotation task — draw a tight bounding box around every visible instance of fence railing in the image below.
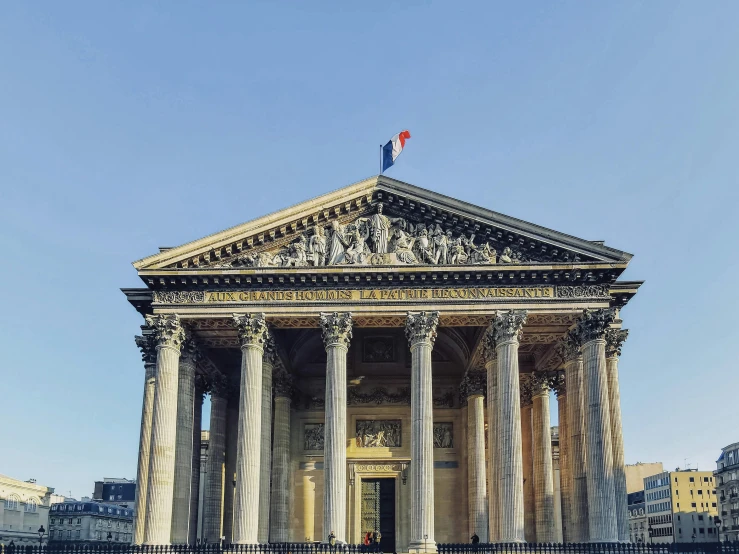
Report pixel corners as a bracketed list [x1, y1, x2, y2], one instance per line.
[1, 544, 739, 554]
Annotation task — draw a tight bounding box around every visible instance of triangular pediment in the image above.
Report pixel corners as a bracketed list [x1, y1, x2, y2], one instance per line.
[133, 175, 631, 272]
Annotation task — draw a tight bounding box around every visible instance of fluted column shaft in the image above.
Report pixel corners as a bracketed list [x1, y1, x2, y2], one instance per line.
[577, 308, 619, 543]
[222, 401, 240, 542]
[270, 382, 292, 542]
[171, 343, 198, 543]
[484, 349, 499, 542]
[232, 314, 268, 544]
[258, 344, 275, 543]
[556, 382, 573, 543]
[494, 311, 527, 543]
[320, 312, 353, 544]
[606, 329, 629, 542]
[143, 315, 185, 545]
[532, 380, 556, 543]
[203, 388, 228, 542]
[564, 349, 589, 542]
[133, 333, 157, 545]
[188, 389, 204, 545]
[407, 312, 439, 554]
[467, 393, 488, 541]
[521, 401, 535, 542]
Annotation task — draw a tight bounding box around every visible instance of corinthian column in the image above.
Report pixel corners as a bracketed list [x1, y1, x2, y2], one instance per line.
[202, 376, 229, 543]
[461, 372, 488, 542]
[574, 309, 618, 542]
[188, 378, 205, 545]
[532, 374, 556, 543]
[171, 334, 200, 543]
[559, 333, 588, 542]
[133, 331, 157, 544]
[553, 372, 572, 543]
[258, 335, 276, 543]
[606, 328, 629, 542]
[493, 310, 527, 543]
[320, 312, 353, 544]
[406, 311, 439, 554]
[520, 378, 535, 542]
[143, 314, 185, 545]
[482, 330, 499, 542]
[270, 370, 293, 542]
[232, 313, 269, 544]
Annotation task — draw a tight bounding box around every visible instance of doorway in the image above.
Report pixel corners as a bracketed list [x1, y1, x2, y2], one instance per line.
[361, 478, 396, 553]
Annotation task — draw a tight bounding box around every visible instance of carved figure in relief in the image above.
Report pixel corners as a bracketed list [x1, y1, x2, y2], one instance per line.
[470, 242, 497, 265]
[304, 423, 325, 450]
[415, 228, 436, 264]
[433, 228, 451, 264]
[327, 220, 348, 265]
[356, 420, 401, 448]
[286, 235, 308, 266]
[450, 238, 468, 265]
[499, 247, 513, 263]
[309, 226, 327, 266]
[367, 203, 402, 254]
[433, 423, 453, 448]
[345, 223, 369, 265]
[392, 227, 418, 264]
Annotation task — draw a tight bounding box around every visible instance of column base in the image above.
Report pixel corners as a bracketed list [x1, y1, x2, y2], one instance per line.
[408, 539, 437, 553]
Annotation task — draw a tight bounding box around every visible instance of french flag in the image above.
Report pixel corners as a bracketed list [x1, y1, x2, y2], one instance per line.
[381, 130, 411, 173]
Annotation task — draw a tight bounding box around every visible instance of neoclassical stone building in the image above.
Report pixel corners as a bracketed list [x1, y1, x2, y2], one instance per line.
[124, 176, 641, 550]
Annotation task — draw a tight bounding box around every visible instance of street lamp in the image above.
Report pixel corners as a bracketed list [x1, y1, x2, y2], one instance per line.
[648, 523, 654, 545]
[37, 525, 45, 546]
[692, 533, 696, 543]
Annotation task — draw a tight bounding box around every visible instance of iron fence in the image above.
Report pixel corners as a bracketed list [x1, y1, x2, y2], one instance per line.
[1, 544, 739, 554]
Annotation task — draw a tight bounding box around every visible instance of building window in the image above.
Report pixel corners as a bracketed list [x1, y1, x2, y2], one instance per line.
[77, 518, 81, 524]
[692, 503, 697, 508]
[68, 518, 73, 524]
[75, 530, 80, 539]
[698, 490, 703, 495]
[4, 496, 20, 510]
[50, 518, 55, 524]
[25, 499, 38, 513]
[66, 530, 71, 539]
[690, 477, 695, 483]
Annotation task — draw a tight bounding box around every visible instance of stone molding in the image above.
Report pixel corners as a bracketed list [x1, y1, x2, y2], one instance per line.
[319, 312, 353, 348]
[573, 308, 617, 344]
[405, 311, 439, 347]
[605, 328, 629, 358]
[144, 314, 185, 351]
[492, 310, 528, 344]
[135, 330, 158, 365]
[232, 313, 269, 348]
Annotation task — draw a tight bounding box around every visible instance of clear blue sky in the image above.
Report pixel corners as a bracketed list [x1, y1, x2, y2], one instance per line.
[1, 1, 737, 499]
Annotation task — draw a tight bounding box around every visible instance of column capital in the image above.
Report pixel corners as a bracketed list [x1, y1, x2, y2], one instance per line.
[274, 369, 294, 399]
[209, 372, 233, 399]
[573, 308, 617, 344]
[233, 313, 269, 349]
[405, 311, 439, 347]
[481, 325, 497, 363]
[135, 329, 158, 366]
[531, 371, 554, 398]
[180, 332, 203, 365]
[556, 330, 582, 364]
[263, 332, 278, 365]
[551, 370, 566, 397]
[460, 371, 486, 401]
[492, 310, 527, 344]
[144, 314, 185, 352]
[605, 328, 629, 358]
[520, 374, 533, 407]
[319, 312, 353, 349]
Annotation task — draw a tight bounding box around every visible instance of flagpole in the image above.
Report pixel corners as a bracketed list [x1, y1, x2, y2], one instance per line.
[379, 144, 383, 175]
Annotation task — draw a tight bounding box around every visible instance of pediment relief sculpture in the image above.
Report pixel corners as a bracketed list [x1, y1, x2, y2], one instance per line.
[210, 203, 569, 269]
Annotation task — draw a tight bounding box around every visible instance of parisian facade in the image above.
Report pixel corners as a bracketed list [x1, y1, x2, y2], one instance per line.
[0, 474, 55, 546]
[644, 470, 718, 544]
[716, 442, 739, 542]
[124, 176, 642, 550]
[48, 501, 134, 544]
[628, 491, 646, 544]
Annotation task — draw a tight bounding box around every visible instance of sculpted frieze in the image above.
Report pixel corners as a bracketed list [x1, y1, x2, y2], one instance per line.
[356, 420, 401, 448]
[348, 386, 410, 406]
[209, 203, 557, 269]
[304, 423, 325, 450]
[433, 423, 453, 448]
